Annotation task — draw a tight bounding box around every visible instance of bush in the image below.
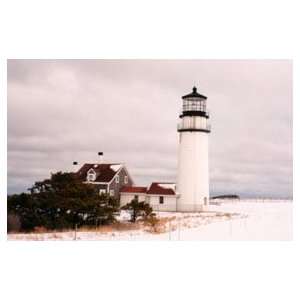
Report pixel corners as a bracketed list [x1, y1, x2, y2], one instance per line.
[144, 213, 162, 233]
[7, 172, 120, 232]
[121, 199, 153, 223]
[7, 214, 21, 232]
[33, 226, 48, 233]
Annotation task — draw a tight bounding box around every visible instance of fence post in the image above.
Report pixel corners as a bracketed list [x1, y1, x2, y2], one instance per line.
[74, 224, 77, 241]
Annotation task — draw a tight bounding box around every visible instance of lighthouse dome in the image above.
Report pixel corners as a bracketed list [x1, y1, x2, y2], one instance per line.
[182, 86, 207, 100]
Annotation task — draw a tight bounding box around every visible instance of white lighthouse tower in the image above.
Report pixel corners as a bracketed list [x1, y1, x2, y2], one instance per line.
[177, 86, 210, 211]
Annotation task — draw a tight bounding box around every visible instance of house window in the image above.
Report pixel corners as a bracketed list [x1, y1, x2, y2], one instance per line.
[159, 196, 164, 204]
[99, 189, 106, 195]
[124, 176, 128, 184]
[110, 190, 114, 197]
[87, 174, 95, 182]
[134, 195, 139, 201]
[87, 169, 96, 182]
[116, 175, 119, 183]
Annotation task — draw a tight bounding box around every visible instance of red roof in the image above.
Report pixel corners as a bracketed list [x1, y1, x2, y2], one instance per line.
[120, 183, 176, 195]
[120, 186, 147, 193]
[75, 163, 122, 183]
[147, 182, 176, 195]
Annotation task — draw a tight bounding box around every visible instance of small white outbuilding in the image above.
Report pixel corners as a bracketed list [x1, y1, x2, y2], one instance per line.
[120, 182, 178, 212]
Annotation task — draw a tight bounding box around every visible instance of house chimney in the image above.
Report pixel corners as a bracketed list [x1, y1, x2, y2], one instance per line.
[72, 161, 78, 173]
[98, 152, 104, 163]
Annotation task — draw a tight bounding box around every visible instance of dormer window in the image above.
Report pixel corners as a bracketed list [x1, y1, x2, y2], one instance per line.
[87, 174, 95, 181]
[87, 169, 96, 182]
[116, 175, 119, 183]
[124, 176, 128, 184]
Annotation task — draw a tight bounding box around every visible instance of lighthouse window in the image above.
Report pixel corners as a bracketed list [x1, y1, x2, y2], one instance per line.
[199, 100, 206, 111]
[183, 99, 207, 112]
[159, 196, 164, 204]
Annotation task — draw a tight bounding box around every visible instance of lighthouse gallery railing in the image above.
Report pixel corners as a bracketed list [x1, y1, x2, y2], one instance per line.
[177, 123, 211, 132]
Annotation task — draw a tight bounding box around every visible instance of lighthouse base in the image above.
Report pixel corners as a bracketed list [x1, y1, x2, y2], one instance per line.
[176, 202, 209, 212]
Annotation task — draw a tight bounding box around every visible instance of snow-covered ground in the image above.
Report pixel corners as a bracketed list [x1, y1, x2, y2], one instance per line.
[8, 200, 292, 241]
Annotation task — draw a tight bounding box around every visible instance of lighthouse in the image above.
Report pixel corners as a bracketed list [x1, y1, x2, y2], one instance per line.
[177, 86, 210, 211]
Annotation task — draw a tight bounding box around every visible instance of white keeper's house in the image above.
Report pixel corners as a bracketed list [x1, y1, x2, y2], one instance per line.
[75, 86, 211, 212]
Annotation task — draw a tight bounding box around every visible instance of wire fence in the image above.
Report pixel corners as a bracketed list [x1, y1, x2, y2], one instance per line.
[212, 198, 292, 204]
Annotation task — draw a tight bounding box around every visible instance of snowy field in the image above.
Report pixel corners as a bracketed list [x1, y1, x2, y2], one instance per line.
[8, 200, 292, 241]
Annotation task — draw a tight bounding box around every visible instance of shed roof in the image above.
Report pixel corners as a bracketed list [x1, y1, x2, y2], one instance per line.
[120, 186, 148, 193]
[147, 182, 176, 195]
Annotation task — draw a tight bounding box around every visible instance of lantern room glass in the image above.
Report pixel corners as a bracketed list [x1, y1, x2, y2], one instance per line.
[183, 98, 206, 113]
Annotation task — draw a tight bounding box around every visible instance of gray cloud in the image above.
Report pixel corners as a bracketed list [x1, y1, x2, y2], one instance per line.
[7, 60, 293, 198]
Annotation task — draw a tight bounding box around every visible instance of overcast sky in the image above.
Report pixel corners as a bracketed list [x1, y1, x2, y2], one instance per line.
[7, 60, 293, 198]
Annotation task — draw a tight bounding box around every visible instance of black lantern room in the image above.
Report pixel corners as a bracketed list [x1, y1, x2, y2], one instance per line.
[180, 86, 209, 119]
